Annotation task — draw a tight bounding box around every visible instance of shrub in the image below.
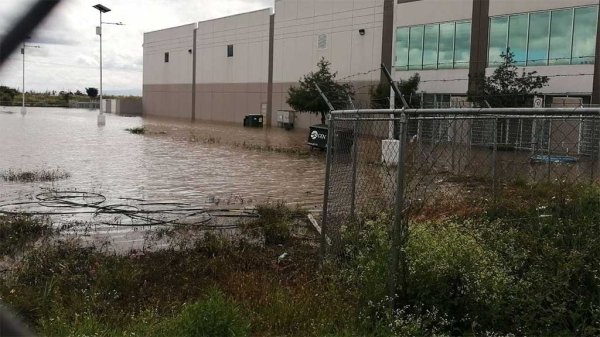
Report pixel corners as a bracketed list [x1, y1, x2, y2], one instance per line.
[247, 202, 305, 245]
[169, 288, 250, 337]
[339, 216, 510, 335]
[0, 215, 52, 256]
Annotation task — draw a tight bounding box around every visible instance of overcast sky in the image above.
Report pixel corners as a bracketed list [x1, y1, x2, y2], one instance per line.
[0, 0, 273, 96]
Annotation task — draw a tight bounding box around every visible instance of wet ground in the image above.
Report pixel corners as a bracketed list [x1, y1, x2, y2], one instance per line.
[0, 107, 324, 248]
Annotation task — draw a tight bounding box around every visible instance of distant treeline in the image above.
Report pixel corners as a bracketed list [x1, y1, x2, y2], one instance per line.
[0, 85, 139, 107]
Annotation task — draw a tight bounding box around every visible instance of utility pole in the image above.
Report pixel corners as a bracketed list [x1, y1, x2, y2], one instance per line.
[21, 41, 40, 116]
[93, 4, 123, 126]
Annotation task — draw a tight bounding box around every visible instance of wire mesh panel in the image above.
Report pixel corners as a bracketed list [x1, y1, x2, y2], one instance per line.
[322, 108, 600, 256]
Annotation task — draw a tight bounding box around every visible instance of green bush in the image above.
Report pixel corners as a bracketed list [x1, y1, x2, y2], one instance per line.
[406, 222, 510, 331]
[0, 215, 52, 256]
[475, 185, 600, 335]
[248, 202, 305, 245]
[169, 288, 250, 337]
[339, 215, 510, 335]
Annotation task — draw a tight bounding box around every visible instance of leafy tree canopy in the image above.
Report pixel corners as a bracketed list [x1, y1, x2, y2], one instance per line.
[468, 50, 549, 108]
[287, 58, 354, 124]
[370, 73, 421, 109]
[0, 86, 19, 98]
[85, 87, 99, 99]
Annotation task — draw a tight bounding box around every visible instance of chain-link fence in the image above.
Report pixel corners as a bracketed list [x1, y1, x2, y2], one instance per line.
[321, 107, 600, 258]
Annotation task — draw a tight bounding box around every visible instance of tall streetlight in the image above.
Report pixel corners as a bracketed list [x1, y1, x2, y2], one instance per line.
[21, 41, 40, 116]
[93, 4, 123, 126]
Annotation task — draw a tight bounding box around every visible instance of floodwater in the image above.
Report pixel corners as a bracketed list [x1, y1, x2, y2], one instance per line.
[0, 107, 325, 226]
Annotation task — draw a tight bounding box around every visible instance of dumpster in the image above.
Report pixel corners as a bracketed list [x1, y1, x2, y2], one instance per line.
[243, 114, 263, 127]
[307, 124, 328, 149]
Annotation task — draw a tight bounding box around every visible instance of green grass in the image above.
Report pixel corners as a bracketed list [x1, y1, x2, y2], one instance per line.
[1, 168, 70, 183]
[2, 186, 600, 337]
[0, 215, 52, 256]
[125, 127, 145, 135]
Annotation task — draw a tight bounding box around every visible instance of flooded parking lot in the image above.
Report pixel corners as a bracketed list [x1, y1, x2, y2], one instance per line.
[0, 108, 325, 225]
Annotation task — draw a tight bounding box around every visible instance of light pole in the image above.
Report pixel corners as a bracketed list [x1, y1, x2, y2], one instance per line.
[21, 41, 40, 116]
[93, 4, 122, 126]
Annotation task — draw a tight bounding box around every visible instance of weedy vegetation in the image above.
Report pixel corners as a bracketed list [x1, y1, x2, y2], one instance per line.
[1, 184, 600, 336]
[125, 127, 145, 135]
[0, 168, 71, 183]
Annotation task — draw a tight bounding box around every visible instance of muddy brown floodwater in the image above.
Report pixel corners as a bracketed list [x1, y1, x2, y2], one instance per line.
[0, 108, 325, 220]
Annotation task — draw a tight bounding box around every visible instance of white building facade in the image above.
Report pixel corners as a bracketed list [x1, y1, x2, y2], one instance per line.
[143, 0, 600, 125]
[393, 0, 599, 106]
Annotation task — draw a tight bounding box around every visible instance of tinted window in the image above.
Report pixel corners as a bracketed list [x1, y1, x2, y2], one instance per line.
[549, 9, 574, 65]
[572, 6, 598, 64]
[454, 22, 471, 69]
[528, 12, 550, 66]
[409, 25, 424, 70]
[396, 27, 410, 70]
[508, 14, 528, 65]
[423, 24, 439, 69]
[438, 22, 455, 69]
[489, 17, 508, 66]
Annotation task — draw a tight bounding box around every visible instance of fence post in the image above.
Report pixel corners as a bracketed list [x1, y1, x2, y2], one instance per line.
[547, 120, 552, 182]
[592, 117, 599, 183]
[320, 113, 335, 262]
[492, 117, 498, 200]
[451, 115, 457, 174]
[388, 110, 408, 309]
[596, 117, 600, 183]
[350, 111, 359, 219]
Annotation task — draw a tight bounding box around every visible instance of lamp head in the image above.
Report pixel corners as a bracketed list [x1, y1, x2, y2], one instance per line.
[93, 4, 111, 13]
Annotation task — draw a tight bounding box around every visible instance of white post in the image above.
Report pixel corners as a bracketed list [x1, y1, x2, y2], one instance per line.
[97, 10, 106, 126]
[389, 85, 395, 139]
[21, 43, 26, 115]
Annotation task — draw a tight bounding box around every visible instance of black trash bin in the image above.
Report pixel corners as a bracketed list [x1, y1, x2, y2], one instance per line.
[243, 114, 263, 127]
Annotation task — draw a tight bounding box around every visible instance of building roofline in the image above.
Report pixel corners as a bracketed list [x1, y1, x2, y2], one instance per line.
[144, 22, 198, 36]
[196, 7, 273, 25]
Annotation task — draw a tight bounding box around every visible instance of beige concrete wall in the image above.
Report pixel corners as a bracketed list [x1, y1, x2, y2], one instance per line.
[485, 64, 595, 95]
[143, 24, 197, 85]
[194, 83, 269, 124]
[489, 0, 597, 16]
[143, 24, 197, 118]
[116, 98, 142, 116]
[395, 0, 472, 27]
[196, 9, 271, 84]
[272, 80, 378, 129]
[194, 8, 272, 124]
[272, 0, 385, 127]
[273, 0, 384, 83]
[143, 84, 193, 119]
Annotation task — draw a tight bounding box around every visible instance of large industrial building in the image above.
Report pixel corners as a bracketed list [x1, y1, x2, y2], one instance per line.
[143, 0, 600, 127]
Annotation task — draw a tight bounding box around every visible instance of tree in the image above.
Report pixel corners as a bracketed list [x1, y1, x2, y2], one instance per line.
[60, 91, 73, 103]
[468, 50, 549, 107]
[287, 58, 354, 124]
[0, 86, 19, 105]
[75, 90, 84, 96]
[370, 73, 421, 109]
[85, 87, 98, 99]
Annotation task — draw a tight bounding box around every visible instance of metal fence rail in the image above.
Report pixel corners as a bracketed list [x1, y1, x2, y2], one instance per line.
[322, 108, 600, 259]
